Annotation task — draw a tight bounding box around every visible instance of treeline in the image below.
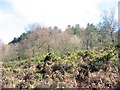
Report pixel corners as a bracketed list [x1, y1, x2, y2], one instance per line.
[1, 11, 118, 61]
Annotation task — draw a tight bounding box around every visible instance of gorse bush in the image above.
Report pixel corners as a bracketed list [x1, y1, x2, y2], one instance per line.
[2, 46, 120, 88]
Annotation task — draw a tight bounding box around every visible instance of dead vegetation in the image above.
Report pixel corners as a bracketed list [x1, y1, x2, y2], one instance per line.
[1, 47, 120, 89]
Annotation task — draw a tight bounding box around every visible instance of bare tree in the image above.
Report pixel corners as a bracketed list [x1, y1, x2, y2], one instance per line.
[102, 10, 117, 44]
[118, 1, 120, 59]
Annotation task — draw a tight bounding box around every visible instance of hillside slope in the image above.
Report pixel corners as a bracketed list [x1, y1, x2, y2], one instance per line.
[2, 47, 120, 89]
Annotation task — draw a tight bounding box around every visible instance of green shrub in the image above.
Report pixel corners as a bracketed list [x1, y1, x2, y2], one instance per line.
[58, 82, 67, 88]
[50, 81, 58, 89]
[31, 73, 42, 79]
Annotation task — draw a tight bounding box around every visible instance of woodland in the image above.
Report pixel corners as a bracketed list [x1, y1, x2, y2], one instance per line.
[0, 11, 120, 89]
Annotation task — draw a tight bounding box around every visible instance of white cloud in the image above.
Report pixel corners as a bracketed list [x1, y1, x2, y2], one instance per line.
[9, 0, 103, 29]
[1, 0, 119, 43]
[8, 0, 119, 29]
[0, 10, 26, 44]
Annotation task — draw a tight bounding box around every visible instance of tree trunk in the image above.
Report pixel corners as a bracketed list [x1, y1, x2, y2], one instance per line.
[48, 44, 50, 53]
[86, 40, 89, 50]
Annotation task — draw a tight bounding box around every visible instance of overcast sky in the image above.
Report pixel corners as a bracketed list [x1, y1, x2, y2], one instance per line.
[0, 0, 119, 44]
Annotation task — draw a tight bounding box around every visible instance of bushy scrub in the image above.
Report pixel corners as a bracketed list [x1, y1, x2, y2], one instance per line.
[2, 46, 119, 89]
